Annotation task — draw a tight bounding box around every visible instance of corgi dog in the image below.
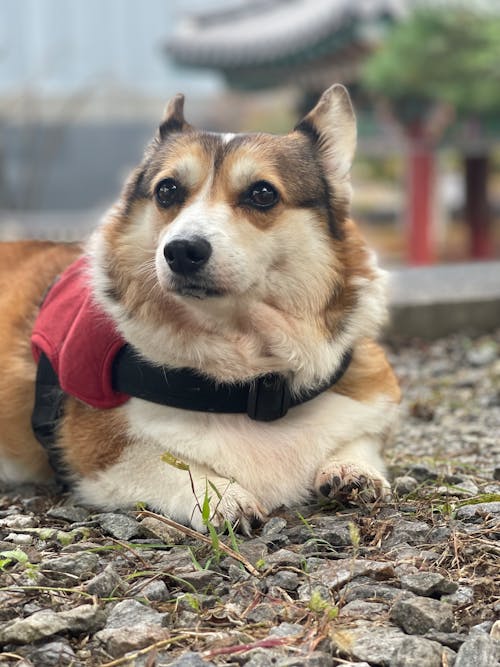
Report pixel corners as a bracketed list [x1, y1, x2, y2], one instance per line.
[0, 85, 399, 533]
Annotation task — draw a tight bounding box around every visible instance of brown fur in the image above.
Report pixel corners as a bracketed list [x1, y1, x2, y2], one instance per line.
[0, 242, 81, 479]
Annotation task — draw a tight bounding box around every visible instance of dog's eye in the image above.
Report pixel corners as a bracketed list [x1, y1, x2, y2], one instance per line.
[245, 181, 279, 209]
[155, 178, 184, 208]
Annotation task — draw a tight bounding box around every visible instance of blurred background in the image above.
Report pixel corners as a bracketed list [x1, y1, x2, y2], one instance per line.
[1, 0, 500, 269]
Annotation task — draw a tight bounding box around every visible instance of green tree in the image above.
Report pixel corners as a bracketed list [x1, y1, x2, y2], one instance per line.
[362, 3, 500, 259]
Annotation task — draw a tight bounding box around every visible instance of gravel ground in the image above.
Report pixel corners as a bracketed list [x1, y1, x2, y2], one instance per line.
[0, 331, 499, 667]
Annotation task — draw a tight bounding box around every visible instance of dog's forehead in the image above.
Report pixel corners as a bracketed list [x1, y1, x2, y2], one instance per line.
[155, 129, 317, 187]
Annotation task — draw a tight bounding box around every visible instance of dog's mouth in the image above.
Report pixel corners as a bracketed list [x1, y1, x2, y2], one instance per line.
[172, 280, 226, 300]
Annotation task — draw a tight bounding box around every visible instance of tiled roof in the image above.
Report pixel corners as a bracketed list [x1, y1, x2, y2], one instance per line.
[168, 0, 407, 68]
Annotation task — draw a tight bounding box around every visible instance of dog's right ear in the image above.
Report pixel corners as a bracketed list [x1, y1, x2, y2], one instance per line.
[158, 93, 192, 139]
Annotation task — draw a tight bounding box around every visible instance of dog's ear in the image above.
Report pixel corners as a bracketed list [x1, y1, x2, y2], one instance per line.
[295, 84, 357, 180]
[158, 93, 192, 139]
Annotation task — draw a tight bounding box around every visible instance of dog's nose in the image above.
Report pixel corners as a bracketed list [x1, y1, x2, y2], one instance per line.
[164, 237, 212, 275]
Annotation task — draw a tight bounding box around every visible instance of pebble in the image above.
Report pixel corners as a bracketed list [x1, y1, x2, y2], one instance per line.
[455, 501, 500, 521]
[176, 569, 223, 591]
[46, 504, 90, 523]
[331, 620, 407, 666]
[393, 476, 419, 495]
[40, 552, 100, 584]
[138, 579, 170, 601]
[5, 532, 32, 544]
[383, 519, 431, 547]
[399, 572, 457, 597]
[93, 512, 142, 540]
[166, 653, 216, 667]
[85, 564, 125, 597]
[442, 584, 475, 606]
[454, 633, 498, 667]
[105, 599, 166, 629]
[261, 516, 287, 536]
[266, 570, 301, 591]
[390, 595, 455, 634]
[0, 514, 37, 529]
[0, 605, 105, 644]
[389, 636, 453, 667]
[340, 599, 389, 618]
[26, 640, 77, 666]
[96, 624, 170, 658]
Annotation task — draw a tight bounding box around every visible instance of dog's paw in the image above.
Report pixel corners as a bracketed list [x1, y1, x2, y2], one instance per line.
[315, 462, 391, 504]
[191, 481, 267, 536]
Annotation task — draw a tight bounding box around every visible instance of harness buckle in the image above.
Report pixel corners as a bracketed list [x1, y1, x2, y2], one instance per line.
[247, 374, 291, 421]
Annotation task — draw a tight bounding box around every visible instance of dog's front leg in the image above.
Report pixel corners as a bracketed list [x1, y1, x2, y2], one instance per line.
[76, 453, 266, 535]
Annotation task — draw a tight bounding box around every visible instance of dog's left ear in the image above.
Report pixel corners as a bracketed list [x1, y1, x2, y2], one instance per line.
[158, 93, 192, 139]
[295, 84, 357, 180]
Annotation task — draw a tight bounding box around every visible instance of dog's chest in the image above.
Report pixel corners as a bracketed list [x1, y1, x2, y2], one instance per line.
[122, 391, 387, 506]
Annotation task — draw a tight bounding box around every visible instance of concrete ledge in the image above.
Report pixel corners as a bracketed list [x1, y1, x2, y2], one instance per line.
[388, 261, 500, 338]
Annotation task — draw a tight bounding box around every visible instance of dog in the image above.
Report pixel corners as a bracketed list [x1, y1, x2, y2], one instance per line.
[0, 85, 400, 533]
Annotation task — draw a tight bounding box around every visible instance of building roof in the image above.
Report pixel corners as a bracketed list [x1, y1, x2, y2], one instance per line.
[168, 0, 407, 82]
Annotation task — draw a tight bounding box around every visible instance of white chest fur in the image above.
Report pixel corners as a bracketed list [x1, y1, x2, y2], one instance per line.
[122, 390, 396, 509]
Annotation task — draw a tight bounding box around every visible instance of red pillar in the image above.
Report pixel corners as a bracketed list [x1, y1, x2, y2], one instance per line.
[406, 125, 435, 265]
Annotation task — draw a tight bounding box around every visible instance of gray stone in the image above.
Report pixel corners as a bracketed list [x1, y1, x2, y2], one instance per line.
[0, 605, 105, 644]
[455, 501, 500, 521]
[331, 620, 406, 666]
[0, 514, 37, 529]
[237, 539, 269, 564]
[166, 653, 216, 666]
[304, 517, 354, 546]
[40, 552, 100, 583]
[176, 569, 222, 592]
[454, 634, 498, 667]
[265, 548, 305, 568]
[277, 652, 333, 666]
[46, 505, 90, 523]
[341, 580, 403, 604]
[94, 512, 141, 540]
[139, 579, 170, 601]
[340, 599, 389, 619]
[262, 517, 287, 536]
[399, 572, 458, 597]
[467, 342, 498, 367]
[140, 515, 188, 544]
[424, 630, 468, 652]
[269, 622, 304, 638]
[393, 476, 419, 495]
[27, 641, 76, 666]
[84, 564, 125, 597]
[243, 649, 283, 667]
[384, 520, 431, 548]
[408, 465, 438, 482]
[390, 596, 454, 634]
[266, 570, 301, 591]
[246, 603, 284, 624]
[442, 585, 474, 606]
[105, 599, 165, 629]
[96, 624, 169, 658]
[389, 636, 444, 667]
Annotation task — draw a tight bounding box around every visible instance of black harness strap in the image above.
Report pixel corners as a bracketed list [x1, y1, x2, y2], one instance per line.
[32, 346, 353, 481]
[31, 352, 69, 488]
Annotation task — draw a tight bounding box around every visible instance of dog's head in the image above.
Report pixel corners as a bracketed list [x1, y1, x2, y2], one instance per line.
[91, 85, 386, 376]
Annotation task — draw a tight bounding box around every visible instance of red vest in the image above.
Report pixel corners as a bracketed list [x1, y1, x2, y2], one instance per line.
[31, 257, 129, 409]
